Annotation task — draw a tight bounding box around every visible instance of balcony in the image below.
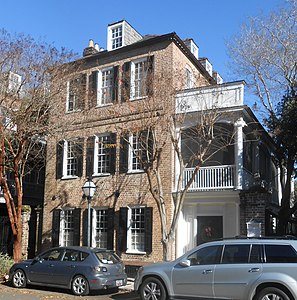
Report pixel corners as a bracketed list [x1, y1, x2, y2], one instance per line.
[183, 165, 235, 191]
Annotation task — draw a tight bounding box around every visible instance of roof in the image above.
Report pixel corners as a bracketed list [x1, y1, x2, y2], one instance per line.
[79, 32, 215, 84]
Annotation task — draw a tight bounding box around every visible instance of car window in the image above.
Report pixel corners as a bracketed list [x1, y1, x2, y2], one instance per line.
[187, 245, 222, 265]
[222, 244, 250, 264]
[96, 251, 120, 264]
[265, 244, 297, 263]
[249, 244, 262, 263]
[40, 249, 63, 261]
[63, 250, 80, 262]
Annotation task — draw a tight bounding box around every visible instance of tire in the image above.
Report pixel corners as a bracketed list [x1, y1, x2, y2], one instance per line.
[12, 269, 27, 288]
[140, 277, 167, 300]
[255, 287, 290, 300]
[71, 275, 89, 296]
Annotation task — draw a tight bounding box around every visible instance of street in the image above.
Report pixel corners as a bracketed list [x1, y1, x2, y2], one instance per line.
[0, 282, 139, 300]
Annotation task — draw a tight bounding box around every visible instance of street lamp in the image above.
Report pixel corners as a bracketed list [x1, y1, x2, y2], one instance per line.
[82, 177, 96, 247]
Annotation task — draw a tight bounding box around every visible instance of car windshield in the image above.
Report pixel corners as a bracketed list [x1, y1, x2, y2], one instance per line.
[95, 251, 120, 264]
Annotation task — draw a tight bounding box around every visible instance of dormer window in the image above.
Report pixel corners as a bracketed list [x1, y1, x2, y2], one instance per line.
[111, 26, 123, 50]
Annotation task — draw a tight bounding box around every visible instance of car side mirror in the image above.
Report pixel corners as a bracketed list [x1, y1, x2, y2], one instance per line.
[179, 259, 191, 267]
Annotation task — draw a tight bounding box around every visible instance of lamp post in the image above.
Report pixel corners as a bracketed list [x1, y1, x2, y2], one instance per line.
[82, 178, 96, 247]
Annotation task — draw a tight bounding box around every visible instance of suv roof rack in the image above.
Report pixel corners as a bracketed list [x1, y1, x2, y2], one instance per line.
[227, 235, 297, 240]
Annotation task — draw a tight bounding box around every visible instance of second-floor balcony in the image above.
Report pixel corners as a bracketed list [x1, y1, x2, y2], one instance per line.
[183, 165, 235, 191]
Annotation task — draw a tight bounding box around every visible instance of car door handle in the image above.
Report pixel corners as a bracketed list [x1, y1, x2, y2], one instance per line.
[248, 268, 260, 273]
[202, 269, 213, 274]
[49, 264, 54, 268]
[68, 265, 76, 268]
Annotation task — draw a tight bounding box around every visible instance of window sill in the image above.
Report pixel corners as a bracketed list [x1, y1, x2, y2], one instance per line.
[61, 175, 78, 180]
[96, 103, 113, 108]
[93, 173, 111, 178]
[129, 96, 147, 101]
[127, 170, 145, 175]
[126, 250, 146, 255]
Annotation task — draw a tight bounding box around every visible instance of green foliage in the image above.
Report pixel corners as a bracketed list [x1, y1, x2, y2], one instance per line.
[0, 252, 14, 281]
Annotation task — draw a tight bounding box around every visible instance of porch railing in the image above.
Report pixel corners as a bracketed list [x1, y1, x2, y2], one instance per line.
[183, 165, 235, 191]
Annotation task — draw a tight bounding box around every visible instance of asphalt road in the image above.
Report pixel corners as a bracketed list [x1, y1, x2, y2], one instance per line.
[0, 283, 139, 300]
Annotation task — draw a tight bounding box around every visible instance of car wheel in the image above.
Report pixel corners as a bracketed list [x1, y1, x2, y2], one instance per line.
[140, 277, 167, 300]
[255, 287, 290, 300]
[71, 275, 89, 296]
[12, 269, 27, 288]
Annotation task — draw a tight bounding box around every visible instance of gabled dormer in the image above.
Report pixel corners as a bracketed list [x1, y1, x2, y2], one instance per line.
[107, 20, 142, 51]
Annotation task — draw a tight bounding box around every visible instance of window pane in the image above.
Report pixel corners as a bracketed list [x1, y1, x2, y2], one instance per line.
[134, 61, 146, 98]
[62, 210, 74, 246]
[265, 245, 297, 263]
[95, 209, 108, 248]
[222, 245, 250, 264]
[101, 69, 114, 105]
[97, 135, 111, 174]
[131, 207, 145, 251]
[111, 26, 122, 49]
[187, 245, 222, 265]
[67, 141, 77, 176]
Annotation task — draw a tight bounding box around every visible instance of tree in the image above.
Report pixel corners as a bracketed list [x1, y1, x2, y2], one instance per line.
[0, 29, 76, 261]
[115, 66, 235, 260]
[227, 0, 297, 234]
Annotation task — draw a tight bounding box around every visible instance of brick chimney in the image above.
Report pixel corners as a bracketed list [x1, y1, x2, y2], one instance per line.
[83, 39, 99, 57]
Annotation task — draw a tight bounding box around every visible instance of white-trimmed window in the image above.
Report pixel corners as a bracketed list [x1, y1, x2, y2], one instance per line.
[127, 206, 145, 253]
[128, 133, 142, 172]
[66, 75, 86, 112]
[110, 25, 123, 50]
[98, 68, 114, 105]
[59, 209, 74, 246]
[94, 209, 108, 248]
[95, 135, 111, 174]
[56, 139, 83, 179]
[65, 140, 77, 177]
[130, 58, 147, 100]
[185, 66, 194, 89]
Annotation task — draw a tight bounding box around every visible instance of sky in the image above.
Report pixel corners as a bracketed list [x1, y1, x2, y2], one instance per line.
[0, 0, 286, 83]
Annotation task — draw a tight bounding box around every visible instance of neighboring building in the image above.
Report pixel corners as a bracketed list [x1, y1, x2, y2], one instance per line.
[41, 20, 281, 269]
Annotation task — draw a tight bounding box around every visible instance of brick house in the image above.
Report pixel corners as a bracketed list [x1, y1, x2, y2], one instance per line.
[41, 20, 280, 267]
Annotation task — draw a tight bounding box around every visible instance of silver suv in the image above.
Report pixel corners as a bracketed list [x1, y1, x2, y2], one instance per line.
[134, 237, 297, 300]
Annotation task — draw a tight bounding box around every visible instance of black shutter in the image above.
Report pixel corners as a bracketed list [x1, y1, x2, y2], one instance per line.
[76, 138, 84, 177]
[118, 207, 128, 252]
[146, 56, 154, 96]
[140, 129, 154, 169]
[73, 208, 81, 246]
[109, 133, 116, 174]
[88, 71, 98, 107]
[52, 209, 61, 247]
[144, 207, 153, 254]
[119, 134, 129, 173]
[56, 141, 64, 179]
[113, 66, 119, 103]
[86, 136, 95, 177]
[82, 209, 88, 246]
[77, 74, 87, 110]
[121, 62, 130, 102]
[107, 208, 115, 250]
[82, 208, 93, 246]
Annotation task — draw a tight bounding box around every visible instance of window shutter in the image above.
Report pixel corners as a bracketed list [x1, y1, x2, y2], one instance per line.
[82, 209, 88, 246]
[117, 207, 128, 252]
[52, 209, 61, 247]
[113, 66, 119, 103]
[119, 134, 129, 173]
[144, 207, 153, 254]
[76, 138, 84, 177]
[121, 62, 130, 102]
[107, 208, 115, 250]
[86, 136, 95, 177]
[56, 141, 64, 179]
[140, 129, 154, 169]
[73, 208, 81, 246]
[109, 133, 117, 174]
[146, 56, 154, 96]
[77, 74, 87, 110]
[82, 208, 93, 246]
[88, 71, 98, 107]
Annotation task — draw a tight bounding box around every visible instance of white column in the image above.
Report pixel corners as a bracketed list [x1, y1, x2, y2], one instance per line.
[234, 117, 246, 190]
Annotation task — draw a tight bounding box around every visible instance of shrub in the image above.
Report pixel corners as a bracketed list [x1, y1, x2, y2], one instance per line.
[0, 253, 14, 282]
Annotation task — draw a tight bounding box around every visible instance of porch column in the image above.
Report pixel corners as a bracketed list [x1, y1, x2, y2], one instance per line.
[234, 117, 246, 190]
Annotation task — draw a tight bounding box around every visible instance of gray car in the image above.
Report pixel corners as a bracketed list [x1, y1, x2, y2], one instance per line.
[9, 246, 127, 296]
[134, 237, 297, 300]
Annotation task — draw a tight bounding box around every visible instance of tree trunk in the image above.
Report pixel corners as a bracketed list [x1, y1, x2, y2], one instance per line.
[13, 228, 22, 262]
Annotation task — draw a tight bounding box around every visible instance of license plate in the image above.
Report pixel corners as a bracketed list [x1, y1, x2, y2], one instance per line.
[116, 279, 123, 286]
